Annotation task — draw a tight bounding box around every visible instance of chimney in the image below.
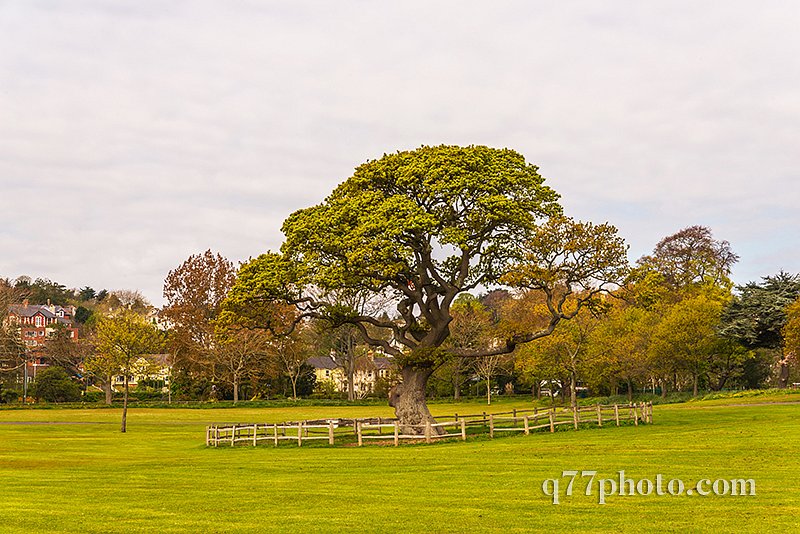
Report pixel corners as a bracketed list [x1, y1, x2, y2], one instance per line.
[47, 299, 51, 306]
[23, 299, 29, 307]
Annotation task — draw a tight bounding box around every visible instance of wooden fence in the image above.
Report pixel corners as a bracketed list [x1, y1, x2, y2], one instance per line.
[206, 402, 653, 448]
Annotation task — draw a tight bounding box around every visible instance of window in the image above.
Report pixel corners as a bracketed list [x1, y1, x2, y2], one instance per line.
[35, 316, 42, 327]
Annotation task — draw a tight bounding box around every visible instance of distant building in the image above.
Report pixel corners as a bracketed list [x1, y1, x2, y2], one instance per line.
[111, 354, 172, 392]
[6, 299, 80, 381]
[307, 352, 396, 397]
[7, 299, 79, 346]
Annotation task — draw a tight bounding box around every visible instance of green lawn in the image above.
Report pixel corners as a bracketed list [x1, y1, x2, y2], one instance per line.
[0, 396, 798, 533]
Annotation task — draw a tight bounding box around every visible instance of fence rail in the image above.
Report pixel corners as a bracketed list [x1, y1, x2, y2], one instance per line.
[206, 402, 653, 448]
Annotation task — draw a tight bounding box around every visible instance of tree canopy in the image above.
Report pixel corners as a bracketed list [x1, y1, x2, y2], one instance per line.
[226, 145, 630, 429]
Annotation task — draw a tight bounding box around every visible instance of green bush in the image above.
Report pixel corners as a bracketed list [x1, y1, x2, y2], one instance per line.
[81, 391, 104, 403]
[30, 367, 81, 403]
[0, 388, 20, 404]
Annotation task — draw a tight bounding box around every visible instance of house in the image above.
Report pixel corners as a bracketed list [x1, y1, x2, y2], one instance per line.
[6, 299, 80, 381]
[111, 353, 172, 392]
[307, 351, 396, 397]
[7, 299, 79, 348]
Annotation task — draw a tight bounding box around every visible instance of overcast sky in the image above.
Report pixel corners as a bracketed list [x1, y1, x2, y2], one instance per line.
[1, 1, 799, 306]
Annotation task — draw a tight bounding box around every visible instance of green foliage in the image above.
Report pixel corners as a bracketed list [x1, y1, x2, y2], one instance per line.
[78, 287, 96, 301]
[650, 293, 724, 375]
[0, 388, 20, 404]
[227, 145, 565, 362]
[720, 271, 800, 349]
[30, 367, 81, 403]
[14, 277, 72, 306]
[74, 306, 92, 324]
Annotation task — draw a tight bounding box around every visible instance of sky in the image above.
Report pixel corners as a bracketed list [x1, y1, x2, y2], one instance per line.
[1, 1, 799, 306]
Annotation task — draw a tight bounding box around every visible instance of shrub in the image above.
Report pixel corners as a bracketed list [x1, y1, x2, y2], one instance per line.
[0, 388, 20, 404]
[30, 367, 81, 403]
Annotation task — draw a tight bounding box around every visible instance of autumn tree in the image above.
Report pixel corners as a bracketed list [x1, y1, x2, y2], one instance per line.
[637, 225, 739, 290]
[210, 328, 270, 403]
[783, 297, 800, 383]
[162, 250, 237, 393]
[42, 324, 86, 376]
[268, 327, 313, 400]
[226, 146, 629, 431]
[92, 309, 165, 432]
[443, 294, 493, 401]
[514, 301, 599, 408]
[586, 304, 657, 400]
[0, 279, 27, 392]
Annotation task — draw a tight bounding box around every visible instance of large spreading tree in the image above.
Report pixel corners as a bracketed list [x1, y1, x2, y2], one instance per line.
[226, 145, 629, 431]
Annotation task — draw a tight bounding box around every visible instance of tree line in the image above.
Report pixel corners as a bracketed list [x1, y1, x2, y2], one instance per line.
[2, 146, 800, 435]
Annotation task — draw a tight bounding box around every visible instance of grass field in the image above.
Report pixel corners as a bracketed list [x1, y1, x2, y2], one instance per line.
[1, 394, 799, 533]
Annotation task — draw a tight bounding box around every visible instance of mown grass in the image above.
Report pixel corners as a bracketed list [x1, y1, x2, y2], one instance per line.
[0, 394, 798, 533]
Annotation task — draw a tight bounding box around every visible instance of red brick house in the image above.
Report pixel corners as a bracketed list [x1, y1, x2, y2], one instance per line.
[6, 300, 79, 380]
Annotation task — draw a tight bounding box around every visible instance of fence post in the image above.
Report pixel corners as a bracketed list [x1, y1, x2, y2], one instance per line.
[454, 413, 458, 422]
[489, 414, 494, 438]
[205, 426, 210, 447]
[483, 411, 487, 426]
[298, 422, 303, 447]
[596, 404, 602, 427]
[460, 418, 466, 441]
[572, 406, 578, 430]
[649, 402, 653, 423]
[549, 410, 555, 432]
[253, 424, 258, 447]
[354, 419, 359, 436]
[378, 417, 382, 435]
[357, 422, 363, 447]
[394, 421, 399, 447]
[524, 415, 530, 435]
[273, 424, 278, 447]
[534, 407, 538, 425]
[214, 426, 219, 447]
[633, 404, 639, 426]
[513, 408, 517, 422]
[231, 425, 237, 447]
[328, 421, 335, 446]
[614, 404, 620, 426]
[425, 421, 432, 444]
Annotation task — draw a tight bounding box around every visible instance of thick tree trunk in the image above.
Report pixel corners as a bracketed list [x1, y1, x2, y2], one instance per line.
[627, 378, 633, 402]
[661, 379, 667, 399]
[104, 377, 113, 405]
[347, 367, 355, 401]
[291, 376, 298, 400]
[389, 366, 439, 435]
[121, 375, 129, 433]
[692, 373, 699, 397]
[233, 375, 239, 404]
[486, 378, 492, 405]
[453, 371, 461, 401]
